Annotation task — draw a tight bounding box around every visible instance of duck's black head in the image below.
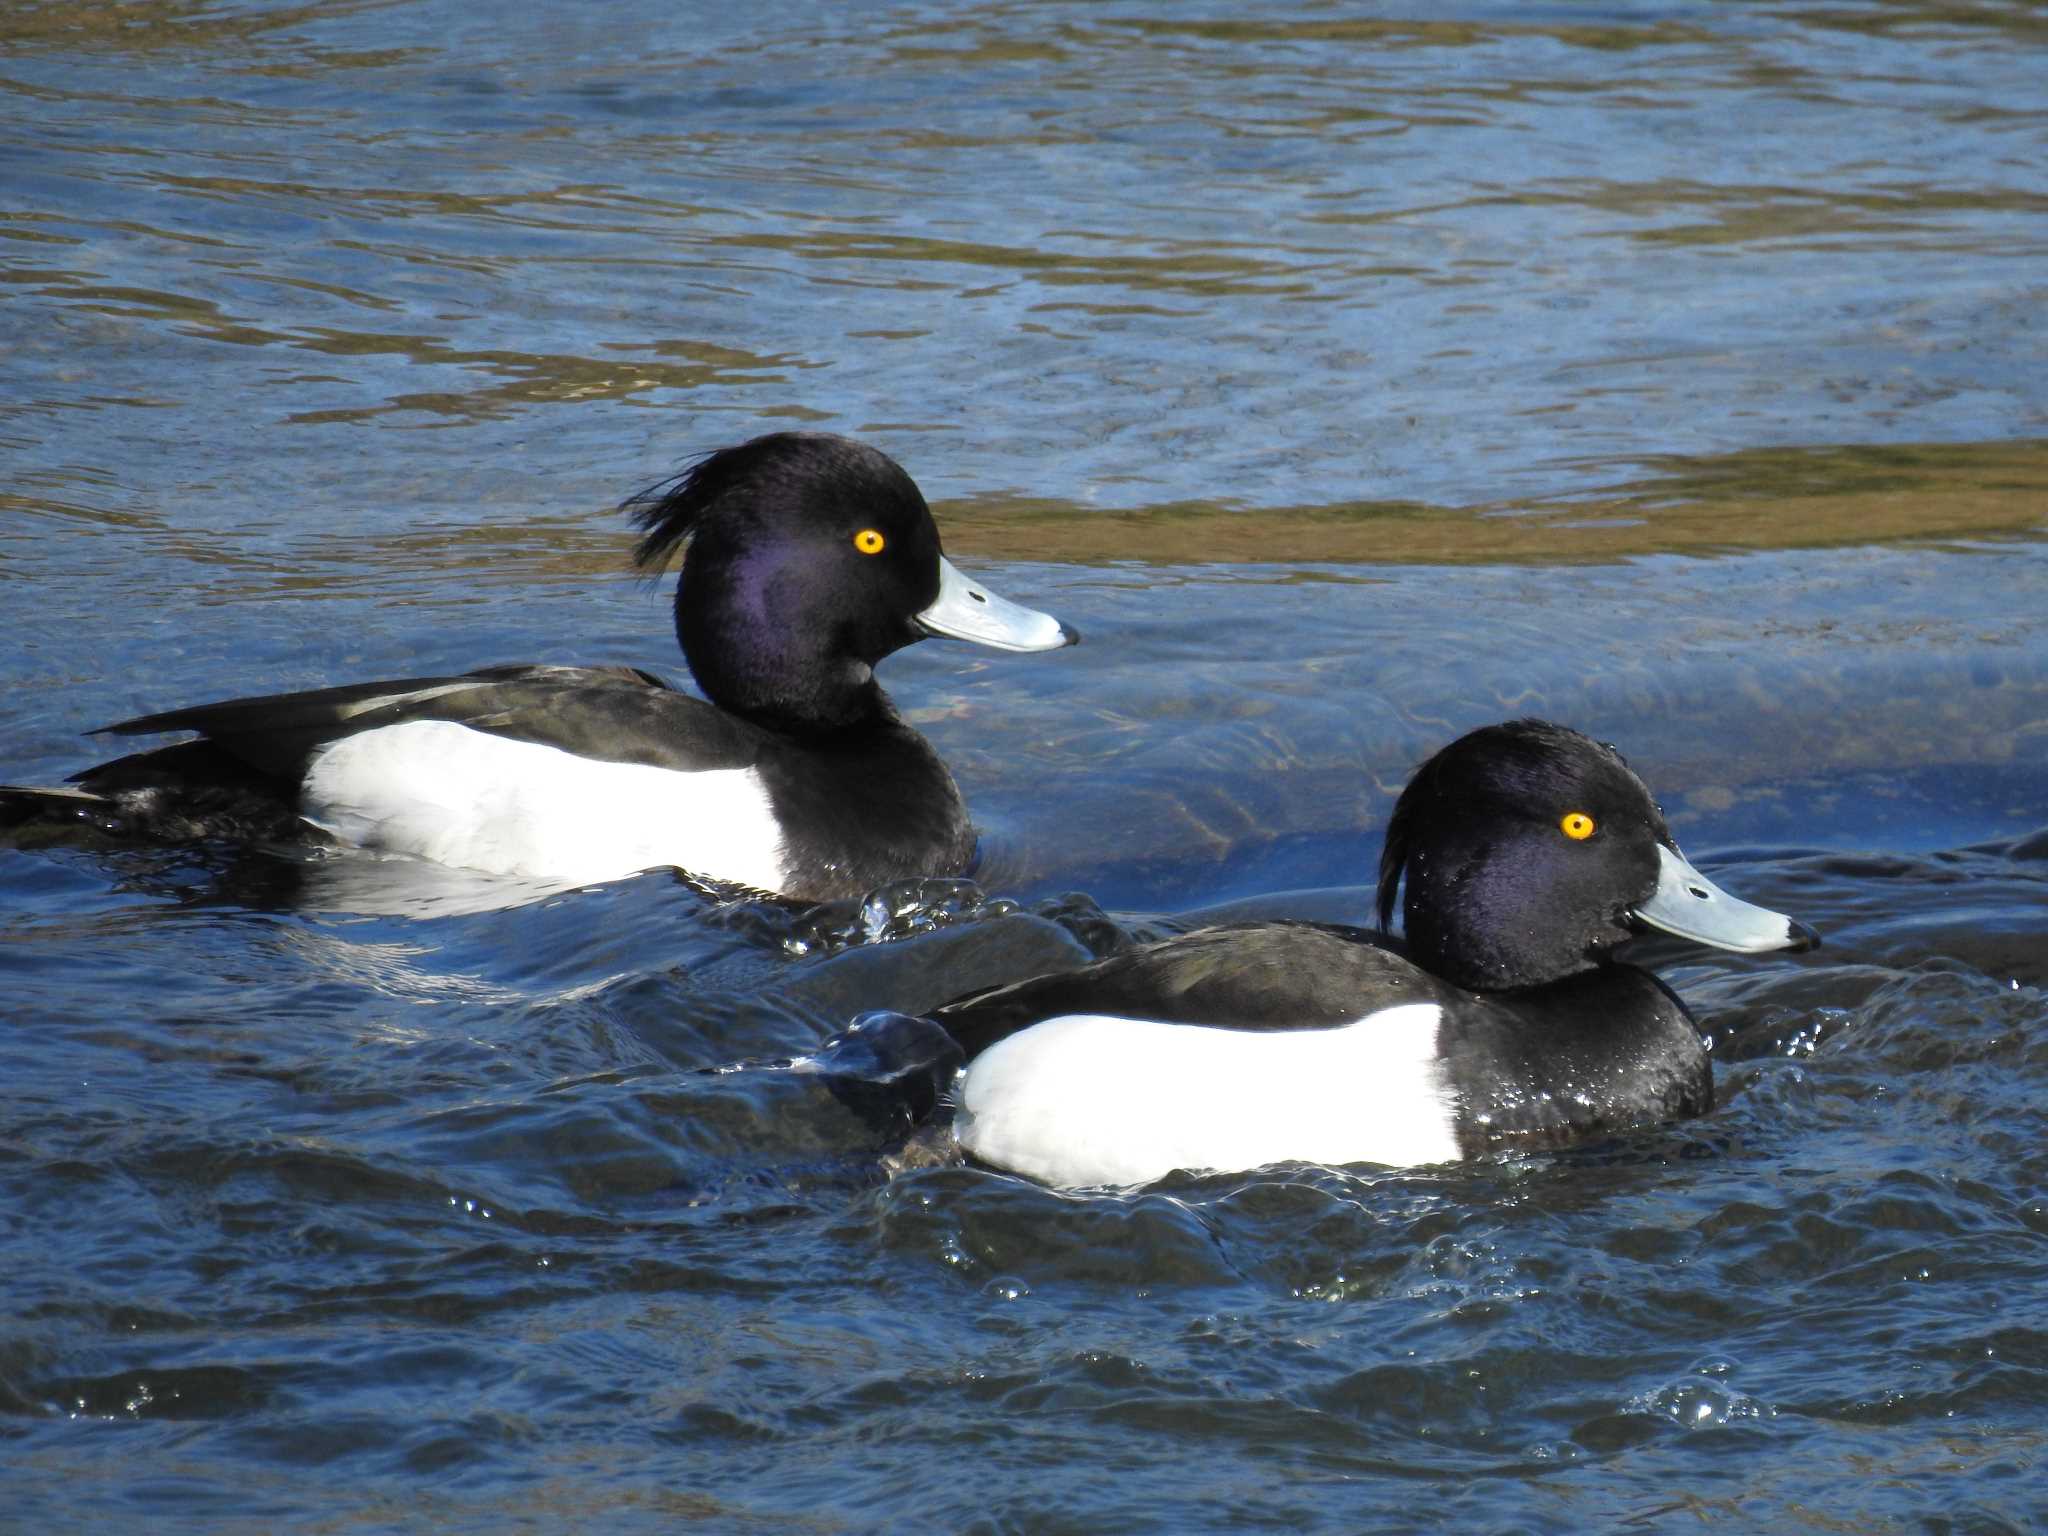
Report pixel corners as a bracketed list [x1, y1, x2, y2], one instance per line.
[629, 432, 1072, 735]
[1376, 719, 1815, 992]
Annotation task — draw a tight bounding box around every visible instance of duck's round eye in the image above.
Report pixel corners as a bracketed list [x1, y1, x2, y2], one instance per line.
[1561, 811, 1596, 841]
[852, 528, 886, 556]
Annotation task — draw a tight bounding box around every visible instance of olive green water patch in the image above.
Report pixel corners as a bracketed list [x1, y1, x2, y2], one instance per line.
[934, 439, 2048, 566]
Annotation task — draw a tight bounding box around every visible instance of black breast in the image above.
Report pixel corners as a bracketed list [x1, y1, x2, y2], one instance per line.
[1437, 966, 1711, 1156]
[757, 719, 974, 901]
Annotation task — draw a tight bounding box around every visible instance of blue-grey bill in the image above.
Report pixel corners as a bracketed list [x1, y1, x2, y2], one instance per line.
[918, 557, 1078, 652]
[1634, 843, 1819, 953]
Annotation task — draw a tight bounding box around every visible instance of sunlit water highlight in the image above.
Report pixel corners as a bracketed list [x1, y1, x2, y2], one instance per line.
[2, 2, 2046, 1531]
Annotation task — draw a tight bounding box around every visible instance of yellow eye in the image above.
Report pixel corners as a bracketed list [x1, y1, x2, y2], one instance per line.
[852, 528, 886, 556]
[1561, 811, 1596, 841]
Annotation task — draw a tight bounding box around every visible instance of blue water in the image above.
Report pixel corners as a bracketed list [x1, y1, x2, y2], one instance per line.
[4, 2, 2048, 1531]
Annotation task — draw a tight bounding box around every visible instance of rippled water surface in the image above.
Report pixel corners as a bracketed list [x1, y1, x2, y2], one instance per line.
[4, 2, 2047, 1531]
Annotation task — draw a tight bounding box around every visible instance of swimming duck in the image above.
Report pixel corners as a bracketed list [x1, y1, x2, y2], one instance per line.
[868, 719, 1815, 1187]
[2, 432, 1075, 900]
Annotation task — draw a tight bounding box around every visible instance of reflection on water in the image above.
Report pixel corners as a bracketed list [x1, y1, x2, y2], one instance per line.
[937, 439, 2048, 564]
[2, 2, 2046, 1533]
[4, 0, 2045, 533]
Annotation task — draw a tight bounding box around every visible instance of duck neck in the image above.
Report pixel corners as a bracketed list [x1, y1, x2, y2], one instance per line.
[1442, 966, 1711, 1154]
[1403, 884, 1603, 994]
[677, 588, 899, 738]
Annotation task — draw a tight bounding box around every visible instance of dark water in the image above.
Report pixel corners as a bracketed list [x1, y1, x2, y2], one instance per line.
[4, 2, 2048, 1531]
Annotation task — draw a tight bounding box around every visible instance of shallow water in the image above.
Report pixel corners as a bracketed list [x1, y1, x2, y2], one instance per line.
[4, 2, 2048, 1531]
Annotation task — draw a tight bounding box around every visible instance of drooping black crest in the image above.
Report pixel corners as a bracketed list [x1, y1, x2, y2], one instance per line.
[624, 431, 923, 573]
[1375, 782, 1418, 935]
[626, 437, 780, 573]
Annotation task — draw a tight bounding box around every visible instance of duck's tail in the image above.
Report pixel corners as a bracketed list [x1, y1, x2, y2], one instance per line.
[1, 747, 311, 848]
[0, 782, 117, 832]
[694, 1010, 965, 1145]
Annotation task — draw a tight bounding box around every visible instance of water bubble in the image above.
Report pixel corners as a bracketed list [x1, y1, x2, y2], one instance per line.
[1625, 1372, 1774, 1430]
[780, 878, 1021, 958]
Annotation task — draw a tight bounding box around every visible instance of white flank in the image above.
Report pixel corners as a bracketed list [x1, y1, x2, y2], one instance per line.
[301, 720, 788, 890]
[954, 1003, 1458, 1189]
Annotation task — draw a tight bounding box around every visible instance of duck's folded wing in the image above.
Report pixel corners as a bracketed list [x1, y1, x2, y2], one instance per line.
[933, 921, 1457, 1059]
[88, 664, 766, 783]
